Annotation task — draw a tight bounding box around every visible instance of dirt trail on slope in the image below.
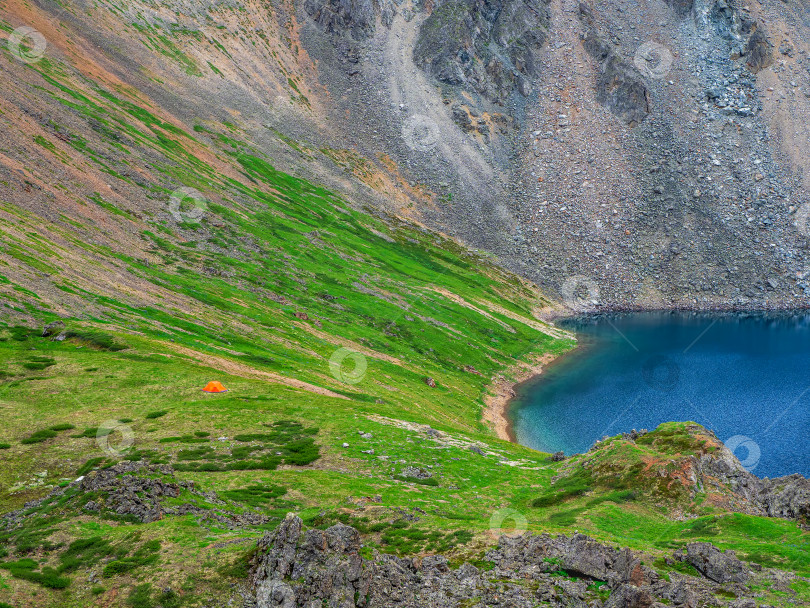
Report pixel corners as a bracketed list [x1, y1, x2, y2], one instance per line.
[163, 344, 349, 400]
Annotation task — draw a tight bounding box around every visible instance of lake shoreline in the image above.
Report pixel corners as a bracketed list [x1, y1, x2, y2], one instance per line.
[496, 308, 810, 450]
[510, 311, 810, 476]
[483, 350, 570, 443]
[537, 302, 810, 323]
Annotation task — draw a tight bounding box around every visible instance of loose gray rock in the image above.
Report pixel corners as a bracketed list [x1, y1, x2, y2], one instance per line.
[247, 515, 777, 608]
[683, 542, 749, 584]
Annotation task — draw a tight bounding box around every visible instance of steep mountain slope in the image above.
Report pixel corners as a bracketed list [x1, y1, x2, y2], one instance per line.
[5, 0, 810, 312]
[299, 0, 810, 310]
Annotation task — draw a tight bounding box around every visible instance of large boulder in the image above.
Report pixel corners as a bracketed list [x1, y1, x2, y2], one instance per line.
[603, 584, 656, 608]
[695, 441, 810, 524]
[684, 543, 749, 584]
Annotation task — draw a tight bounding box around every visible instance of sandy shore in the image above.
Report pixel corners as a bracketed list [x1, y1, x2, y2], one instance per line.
[483, 351, 562, 442]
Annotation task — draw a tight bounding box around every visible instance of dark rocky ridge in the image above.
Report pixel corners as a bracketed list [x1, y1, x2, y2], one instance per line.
[245, 513, 805, 607]
[1, 462, 268, 531]
[304, 0, 391, 40]
[413, 0, 551, 103]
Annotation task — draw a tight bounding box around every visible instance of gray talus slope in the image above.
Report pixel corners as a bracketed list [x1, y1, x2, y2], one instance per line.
[300, 0, 810, 311]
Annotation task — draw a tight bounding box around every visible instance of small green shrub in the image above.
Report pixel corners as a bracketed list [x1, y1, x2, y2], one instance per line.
[0, 443, 10, 449]
[127, 584, 154, 608]
[64, 330, 126, 351]
[682, 517, 720, 537]
[174, 462, 223, 472]
[156, 590, 182, 608]
[532, 470, 593, 507]
[547, 508, 584, 526]
[177, 448, 215, 461]
[9, 326, 35, 341]
[21, 429, 58, 444]
[221, 485, 287, 507]
[23, 358, 56, 371]
[282, 437, 320, 465]
[145, 410, 168, 419]
[394, 475, 439, 487]
[586, 490, 636, 507]
[49, 423, 75, 431]
[102, 539, 160, 577]
[233, 433, 272, 442]
[0, 559, 70, 589]
[230, 445, 260, 459]
[159, 434, 206, 443]
[59, 536, 119, 573]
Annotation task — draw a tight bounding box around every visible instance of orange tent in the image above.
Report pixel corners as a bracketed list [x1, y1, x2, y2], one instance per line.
[202, 381, 227, 393]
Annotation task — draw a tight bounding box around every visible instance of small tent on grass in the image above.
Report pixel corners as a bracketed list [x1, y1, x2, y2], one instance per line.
[202, 381, 227, 393]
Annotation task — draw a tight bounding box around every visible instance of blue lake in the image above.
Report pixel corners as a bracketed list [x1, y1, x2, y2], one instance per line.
[512, 312, 810, 478]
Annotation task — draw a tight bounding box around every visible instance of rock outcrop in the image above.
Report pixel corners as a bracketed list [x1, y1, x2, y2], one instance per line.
[683, 542, 749, 584]
[695, 443, 810, 524]
[578, 2, 650, 126]
[581, 423, 810, 527]
[704, 0, 773, 73]
[2, 462, 268, 531]
[304, 0, 392, 40]
[246, 514, 789, 608]
[413, 0, 551, 103]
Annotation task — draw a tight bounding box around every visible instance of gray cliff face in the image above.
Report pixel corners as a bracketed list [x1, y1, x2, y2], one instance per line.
[245, 513, 802, 608]
[304, 0, 393, 40]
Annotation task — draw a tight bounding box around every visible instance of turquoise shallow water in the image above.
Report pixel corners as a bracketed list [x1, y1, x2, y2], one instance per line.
[512, 312, 810, 478]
